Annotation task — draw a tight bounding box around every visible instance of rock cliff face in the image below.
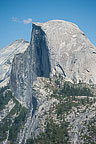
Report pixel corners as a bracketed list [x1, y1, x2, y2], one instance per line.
[33, 20, 96, 84]
[0, 39, 29, 87]
[10, 24, 51, 107]
[10, 20, 96, 107]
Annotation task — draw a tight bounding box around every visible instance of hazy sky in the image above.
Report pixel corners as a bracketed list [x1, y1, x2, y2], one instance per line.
[0, 0, 96, 49]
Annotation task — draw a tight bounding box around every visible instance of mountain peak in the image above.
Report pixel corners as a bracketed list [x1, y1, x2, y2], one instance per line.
[15, 39, 29, 43]
[33, 19, 78, 28]
[0, 39, 29, 87]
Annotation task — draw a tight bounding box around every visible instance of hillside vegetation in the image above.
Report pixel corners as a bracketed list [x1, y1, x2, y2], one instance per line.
[26, 75, 96, 144]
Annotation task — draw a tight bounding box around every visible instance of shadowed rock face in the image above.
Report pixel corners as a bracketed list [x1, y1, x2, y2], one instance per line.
[10, 24, 51, 107]
[10, 20, 96, 107]
[31, 24, 51, 78]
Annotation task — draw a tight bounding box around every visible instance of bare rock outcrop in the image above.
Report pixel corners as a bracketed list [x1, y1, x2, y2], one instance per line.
[0, 39, 29, 87]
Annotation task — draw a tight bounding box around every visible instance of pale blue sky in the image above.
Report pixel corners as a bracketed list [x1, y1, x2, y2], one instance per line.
[0, 0, 96, 49]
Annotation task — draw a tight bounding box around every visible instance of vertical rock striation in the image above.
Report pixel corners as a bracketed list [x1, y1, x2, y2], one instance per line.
[10, 24, 51, 107]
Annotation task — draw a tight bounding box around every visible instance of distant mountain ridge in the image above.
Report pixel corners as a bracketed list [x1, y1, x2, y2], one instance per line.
[0, 39, 29, 87]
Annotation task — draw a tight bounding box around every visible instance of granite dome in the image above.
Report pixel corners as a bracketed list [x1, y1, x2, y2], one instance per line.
[10, 20, 96, 108]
